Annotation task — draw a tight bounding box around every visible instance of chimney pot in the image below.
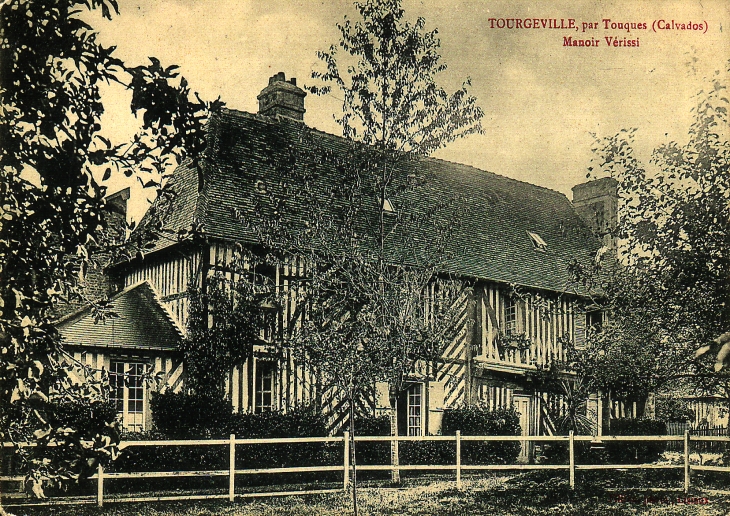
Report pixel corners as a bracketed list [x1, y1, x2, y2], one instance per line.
[258, 71, 307, 121]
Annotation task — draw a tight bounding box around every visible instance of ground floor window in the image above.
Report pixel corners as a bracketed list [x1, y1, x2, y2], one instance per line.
[407, 383, 423, 436]
[397, 383, 424, 436]
[109, 361, 146, 432]
[254, 360, 276, 413]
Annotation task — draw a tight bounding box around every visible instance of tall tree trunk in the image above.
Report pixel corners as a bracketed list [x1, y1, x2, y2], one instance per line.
[0, 447, 15, 516]
[349, 398, 358, 516]
[389, 395, 400, 483]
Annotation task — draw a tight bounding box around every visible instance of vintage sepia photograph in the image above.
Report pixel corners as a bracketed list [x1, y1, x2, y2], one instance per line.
[1, 0, 729, 514]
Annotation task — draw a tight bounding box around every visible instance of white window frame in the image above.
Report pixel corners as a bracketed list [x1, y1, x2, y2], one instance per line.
[406, 383, 424, 436]
[254, 359, 277, 413]
[109, 361, 147, 432]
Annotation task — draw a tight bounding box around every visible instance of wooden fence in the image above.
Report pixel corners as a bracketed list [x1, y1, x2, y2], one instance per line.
[4, 431, 730, 508]
[667, 423, 727, 453]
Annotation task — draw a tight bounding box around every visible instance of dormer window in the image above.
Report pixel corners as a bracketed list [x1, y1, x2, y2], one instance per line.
[381, 197, 395, 214]
[527, 231, 547, 252]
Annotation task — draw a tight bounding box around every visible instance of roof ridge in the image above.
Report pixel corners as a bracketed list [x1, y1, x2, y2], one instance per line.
[217, 107, 567, 198]
[53, 280, 150, 325]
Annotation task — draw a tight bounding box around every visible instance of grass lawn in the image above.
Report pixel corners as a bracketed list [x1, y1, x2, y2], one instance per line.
[5, 472, 730, 515]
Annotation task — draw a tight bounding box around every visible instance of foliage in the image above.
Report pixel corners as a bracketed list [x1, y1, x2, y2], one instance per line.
[138, 398, 335, 487]
[295, 0, 483, 472]
[150, 391, 233, 439]
[442, 405, 522, 465]
[605, 418, 667, 464]
[310, 0, 483, 156]
[335, 407, 522, 467]
[181, 252, 275, 395]
[655, 397, 694, 423]
[0, 0, 216, 503]
[571, 63, 730, 401]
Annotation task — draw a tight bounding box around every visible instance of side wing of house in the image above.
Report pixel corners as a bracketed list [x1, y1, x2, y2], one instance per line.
[56, 281, 184, 432]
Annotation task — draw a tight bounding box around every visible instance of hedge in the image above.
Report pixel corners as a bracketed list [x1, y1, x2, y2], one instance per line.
[540, 417, 668, 465]
[339, 406, 522, 467]
[441, 405, 522, 465]
[149, 391, 233, 438]
[114, 394, 339, 489]
[606, 418, 667, 464]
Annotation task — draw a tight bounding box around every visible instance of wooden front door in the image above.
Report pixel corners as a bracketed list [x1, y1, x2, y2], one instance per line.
[514, 394, 532, 462]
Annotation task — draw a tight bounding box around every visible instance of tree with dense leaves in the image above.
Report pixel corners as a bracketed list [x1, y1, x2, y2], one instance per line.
[181, 249, 277, 397]
[300, 0, 483, 495]
[0, 1, 217, 511]
[573, 63, 729, 412]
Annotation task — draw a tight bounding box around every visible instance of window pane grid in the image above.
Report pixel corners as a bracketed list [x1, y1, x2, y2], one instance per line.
[109, 361, 146, 432]
[505, 300, 518, 334]
[407, 384, 422, 436]
[255, 362, 275, 413]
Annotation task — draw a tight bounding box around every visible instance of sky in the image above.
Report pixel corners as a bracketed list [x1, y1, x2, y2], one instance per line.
[88, 0, 730, 223]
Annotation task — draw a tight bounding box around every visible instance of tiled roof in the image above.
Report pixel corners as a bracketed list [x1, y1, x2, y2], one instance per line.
[56, 281, 182, 350]
[132, 108, 600, 294]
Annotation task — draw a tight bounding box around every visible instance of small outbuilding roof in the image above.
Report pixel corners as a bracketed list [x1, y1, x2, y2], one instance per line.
[56, 281, 183, 351]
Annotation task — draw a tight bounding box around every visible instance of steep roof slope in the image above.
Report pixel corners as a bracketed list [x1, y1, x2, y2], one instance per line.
[131, 108, 599, 293]
[56, 281, 183, 350]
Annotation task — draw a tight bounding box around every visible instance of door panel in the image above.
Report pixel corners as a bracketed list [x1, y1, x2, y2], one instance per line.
[514, 395, 532, 462]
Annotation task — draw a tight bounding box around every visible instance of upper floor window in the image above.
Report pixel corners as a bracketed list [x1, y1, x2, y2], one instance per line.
[586, 310, 604, 332]
[503, 297, 525, 335]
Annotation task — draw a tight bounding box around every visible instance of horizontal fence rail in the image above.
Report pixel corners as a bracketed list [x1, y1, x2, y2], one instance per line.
[3, 430, 730, 508]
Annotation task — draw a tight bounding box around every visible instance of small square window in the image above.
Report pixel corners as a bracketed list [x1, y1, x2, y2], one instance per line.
[527, 231, 547, 251]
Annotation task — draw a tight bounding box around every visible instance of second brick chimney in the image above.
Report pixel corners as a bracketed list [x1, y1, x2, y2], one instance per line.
[572, 177, 618, 250]
[257, 72, 307, 121]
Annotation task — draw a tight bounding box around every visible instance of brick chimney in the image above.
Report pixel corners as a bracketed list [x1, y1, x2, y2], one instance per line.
[105, 187, 130, 222]
[572, 177, 618, 250]
[257, 72, 306, 121]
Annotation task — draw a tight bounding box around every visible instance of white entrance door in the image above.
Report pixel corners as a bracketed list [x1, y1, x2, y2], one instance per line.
[514, 395, 532, 462]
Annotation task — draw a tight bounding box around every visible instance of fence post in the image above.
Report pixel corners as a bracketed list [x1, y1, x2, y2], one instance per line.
[455, 431, 462, 490]
[343, 431, 350, 492]
[229, 434, 236, 502]
[684, 430, 690, 494]
[96, 463, 104, 507]
[569, 430, 575, 490]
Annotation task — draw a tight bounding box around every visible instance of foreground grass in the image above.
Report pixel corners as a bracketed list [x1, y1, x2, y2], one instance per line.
[6, 472, 730, 515]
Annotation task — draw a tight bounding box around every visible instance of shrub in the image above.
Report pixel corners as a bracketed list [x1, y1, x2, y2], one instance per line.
[441, 405, 522, 465]
[31, 399, 120, 496]
[338, 415, 390, 466]
[606, 418, 667, 464]
[230, 404, 335, 472]
[150, 391, 233, 438]
[120, 400, 339, 489]
[655, 397, 694, 423]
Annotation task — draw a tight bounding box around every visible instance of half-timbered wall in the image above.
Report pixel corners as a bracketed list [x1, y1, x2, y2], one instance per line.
[68, 349, 183, 431]
[124, 249, 203, 332]
[121, 240, 589, 436]
[433, 282, 473, 409]
[207, 242, 319, 414]
[477, 284, 577, 367]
